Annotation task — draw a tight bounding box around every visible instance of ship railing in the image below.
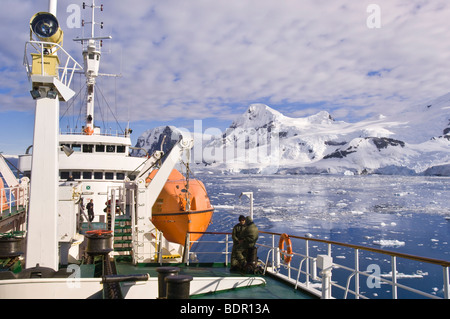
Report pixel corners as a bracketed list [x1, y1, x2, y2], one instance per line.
[0, 184, 28, 232]
[186, 230, 450, 299]
[184, 232, 232, 266]
[24, 40, 83, 88]
[59, 129, 131, 138]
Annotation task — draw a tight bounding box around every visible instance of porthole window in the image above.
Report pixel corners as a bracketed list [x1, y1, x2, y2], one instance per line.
[72, 144, 81, 152]
[83, 144, 94, 153]
[83, 172, 92, 179]
[105, 172, 114, 180]
[94, 172, 103, 180]
[71, 172, 81, 179]
[96, 145, 105, 152]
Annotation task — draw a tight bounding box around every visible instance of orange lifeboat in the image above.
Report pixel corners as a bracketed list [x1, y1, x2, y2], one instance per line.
[0, 178, 9, 211]
[147, 169, 214, 246]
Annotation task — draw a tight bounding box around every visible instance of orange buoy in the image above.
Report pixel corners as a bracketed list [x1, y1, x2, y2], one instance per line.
[278, 233, 293, 264]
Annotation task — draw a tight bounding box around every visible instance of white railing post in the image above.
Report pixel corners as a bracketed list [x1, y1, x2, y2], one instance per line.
[110, 189, 116, 232]
[321, 269, 332, 299]
[225, 234, 229, 266]
[391, 256, 398, 299]
[317, 254, 333, 299]
[355, 249, 360, 299]
[305, 240, 310, 287]
[444, 266, 449, 299]
[186, 233, 190, 266]
[272, 234, 278, 269]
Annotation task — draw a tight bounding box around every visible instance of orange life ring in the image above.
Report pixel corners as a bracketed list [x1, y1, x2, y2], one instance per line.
[83, 126, 94, 135]
[278, 233, 293, 264]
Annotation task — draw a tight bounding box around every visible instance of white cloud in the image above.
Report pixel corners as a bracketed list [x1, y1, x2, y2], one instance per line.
[2, 0, 450, 126]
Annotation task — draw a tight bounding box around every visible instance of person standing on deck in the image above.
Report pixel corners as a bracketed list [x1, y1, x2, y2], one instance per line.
[241, 216, 259, 250]
[230, 215, 246, 271]
[231, 216, 259, 271]
[86, 199, 94, 222]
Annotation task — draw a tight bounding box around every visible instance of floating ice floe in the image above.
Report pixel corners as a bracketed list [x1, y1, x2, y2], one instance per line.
[373, 239, 405, 247]
[380, 222, 397, 227]
[380, 270, 428, 279]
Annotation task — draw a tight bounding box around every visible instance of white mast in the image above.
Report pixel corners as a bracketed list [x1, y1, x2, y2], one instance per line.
[74, 0, 111, 135]
[48, 0, 57, 15]
[25, 0, 81, 270]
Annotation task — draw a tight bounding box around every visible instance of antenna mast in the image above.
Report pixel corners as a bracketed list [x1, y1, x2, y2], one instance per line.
[73, 0, 111, 135]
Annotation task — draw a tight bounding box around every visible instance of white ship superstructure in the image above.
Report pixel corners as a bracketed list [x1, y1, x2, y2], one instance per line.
[18, 0, 145, 222]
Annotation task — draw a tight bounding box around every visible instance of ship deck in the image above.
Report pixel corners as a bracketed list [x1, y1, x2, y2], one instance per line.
[113, 261, 315, 299]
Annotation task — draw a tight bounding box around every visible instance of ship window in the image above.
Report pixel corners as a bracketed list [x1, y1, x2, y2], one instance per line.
[106, 145, 115, 153]
[105, 172, 114, 180]
[72, 144, 81, 152]
[89, 53, 95, 59]
[116, 173, 125, 180]
[83, 144, 94, 153]
[83, 172, 92, 179]
[61, 171, 70, 180]
[94, 172, 103, 180]
[72, 172, 81, 179]
[117, 145, 126, 153]
[95, 145, 105, 152]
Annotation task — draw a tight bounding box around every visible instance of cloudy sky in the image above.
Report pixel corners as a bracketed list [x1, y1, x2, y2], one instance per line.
[1, 0, 450, 154]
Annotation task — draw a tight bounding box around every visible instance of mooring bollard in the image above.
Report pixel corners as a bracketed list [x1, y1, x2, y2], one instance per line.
[156, 266, 180, 299]
[165, 275, 193, 299]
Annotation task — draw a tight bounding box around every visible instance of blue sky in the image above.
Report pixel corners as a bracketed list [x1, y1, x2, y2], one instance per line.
[2, 0, 450, 154]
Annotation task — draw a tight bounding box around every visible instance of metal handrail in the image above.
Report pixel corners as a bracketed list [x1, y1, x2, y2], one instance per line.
[24, 40, 83, 87]
[260, 231, 450, 299]
[0, 184, 28, 217]
[259, 230, 450, 268]
[187, 230, 450, 299]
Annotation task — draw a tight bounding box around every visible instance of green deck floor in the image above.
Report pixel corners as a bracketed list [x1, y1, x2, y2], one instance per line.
[114, 261, 315, 299]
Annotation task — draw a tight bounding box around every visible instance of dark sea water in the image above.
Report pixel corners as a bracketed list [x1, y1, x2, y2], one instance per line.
[196, 174, 450, 299]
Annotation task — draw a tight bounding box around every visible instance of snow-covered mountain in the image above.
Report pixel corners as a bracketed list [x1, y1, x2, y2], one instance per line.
[133, 94, 450, 176]
[131, 125, 186, 157]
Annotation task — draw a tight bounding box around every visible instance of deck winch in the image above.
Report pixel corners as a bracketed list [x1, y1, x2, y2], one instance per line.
[85, 230, 113, 256]
[0, 233, 24, 259]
